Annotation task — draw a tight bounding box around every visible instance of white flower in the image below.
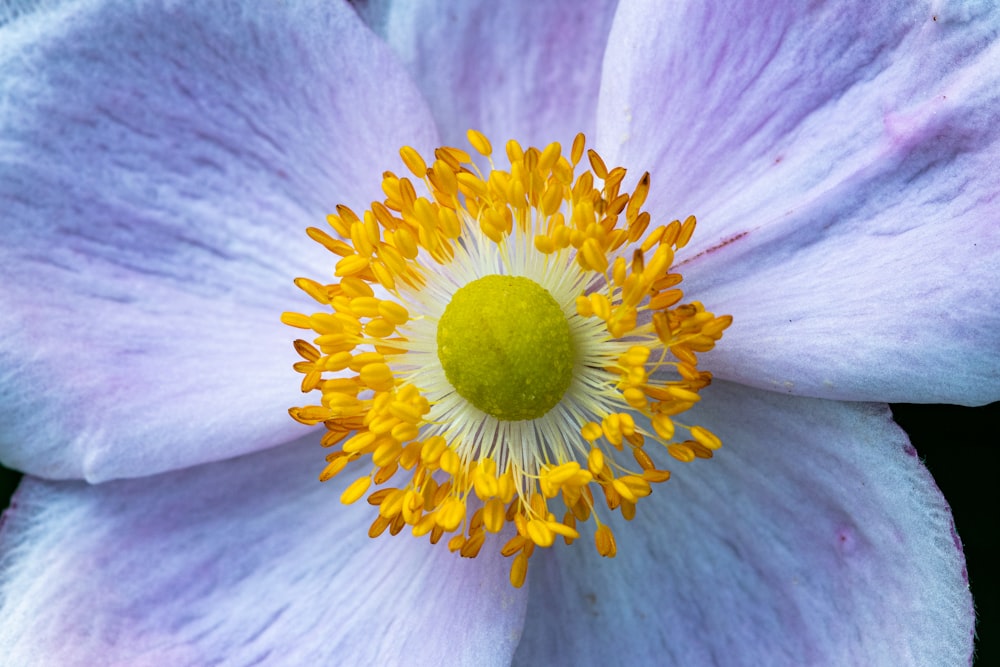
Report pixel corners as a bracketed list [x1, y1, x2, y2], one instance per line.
[1, 1, 995, 664]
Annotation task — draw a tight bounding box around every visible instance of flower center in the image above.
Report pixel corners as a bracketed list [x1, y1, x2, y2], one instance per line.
[437, 275, 574, 421]
[283, 130, 732, 589]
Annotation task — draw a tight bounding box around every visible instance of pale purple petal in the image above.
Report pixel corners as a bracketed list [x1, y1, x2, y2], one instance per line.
[0, 434, 526, 666]
[598, 0, 1000, 405]
[0, 0, 440, 480]
[513, 382, 972, 665]
[357, 0, 620, 150]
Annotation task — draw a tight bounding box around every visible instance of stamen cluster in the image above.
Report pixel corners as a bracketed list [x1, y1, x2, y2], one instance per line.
[284, 131, 731, 587]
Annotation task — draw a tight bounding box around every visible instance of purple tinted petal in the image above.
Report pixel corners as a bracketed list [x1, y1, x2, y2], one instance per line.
[0, 435, 526, 666]
[598, 0, 1000, 404]
[513, 382, 972, 665]
[359, 0, 620, 150]
[0, 0, 439, 480]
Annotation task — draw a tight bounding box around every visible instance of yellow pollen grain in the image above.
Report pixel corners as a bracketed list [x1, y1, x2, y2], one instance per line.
[690, 425, 723, 450]
[467, 129, 493, 156]
[595, 525, 617, 558]
[341, 476, 371, 505]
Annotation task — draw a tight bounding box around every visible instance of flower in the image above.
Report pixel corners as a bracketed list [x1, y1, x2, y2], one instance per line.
[0, 1, 995, 664]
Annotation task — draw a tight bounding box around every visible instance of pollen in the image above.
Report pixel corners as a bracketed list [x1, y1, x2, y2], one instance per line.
[284, 130, 732, 588]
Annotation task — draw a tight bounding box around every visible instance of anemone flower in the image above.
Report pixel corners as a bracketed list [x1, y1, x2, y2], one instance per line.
[0, 1, 996, 665]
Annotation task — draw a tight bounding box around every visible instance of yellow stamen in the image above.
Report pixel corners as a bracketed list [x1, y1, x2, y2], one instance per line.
[286, 132, 731, 588]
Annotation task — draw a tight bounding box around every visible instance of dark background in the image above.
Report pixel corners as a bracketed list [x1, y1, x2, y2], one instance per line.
[892, 402, 999, 666]
[0, 401, 995, 662]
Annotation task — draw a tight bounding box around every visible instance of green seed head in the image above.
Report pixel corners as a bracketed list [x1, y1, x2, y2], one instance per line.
[436, 275, 575, 421]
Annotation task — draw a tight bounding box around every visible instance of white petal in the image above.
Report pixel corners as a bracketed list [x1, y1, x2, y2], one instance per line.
[597, 0, 1000, 404]
[0, 435, 526, 666]
[357, 0, 620, 150]
[513, 382, 973, 665]
[0, 0, 440, 480]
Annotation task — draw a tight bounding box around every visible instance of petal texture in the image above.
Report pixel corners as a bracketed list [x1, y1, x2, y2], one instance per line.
[513, 382, 973, 666]
[0, 0, 440, 480]
[598, 0, 1000, 405]
[357, 0, 619, 150]
[0, 435, 526, 666]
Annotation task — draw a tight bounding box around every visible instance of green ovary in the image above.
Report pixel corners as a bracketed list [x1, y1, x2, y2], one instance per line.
[436, 275, 575, 421]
